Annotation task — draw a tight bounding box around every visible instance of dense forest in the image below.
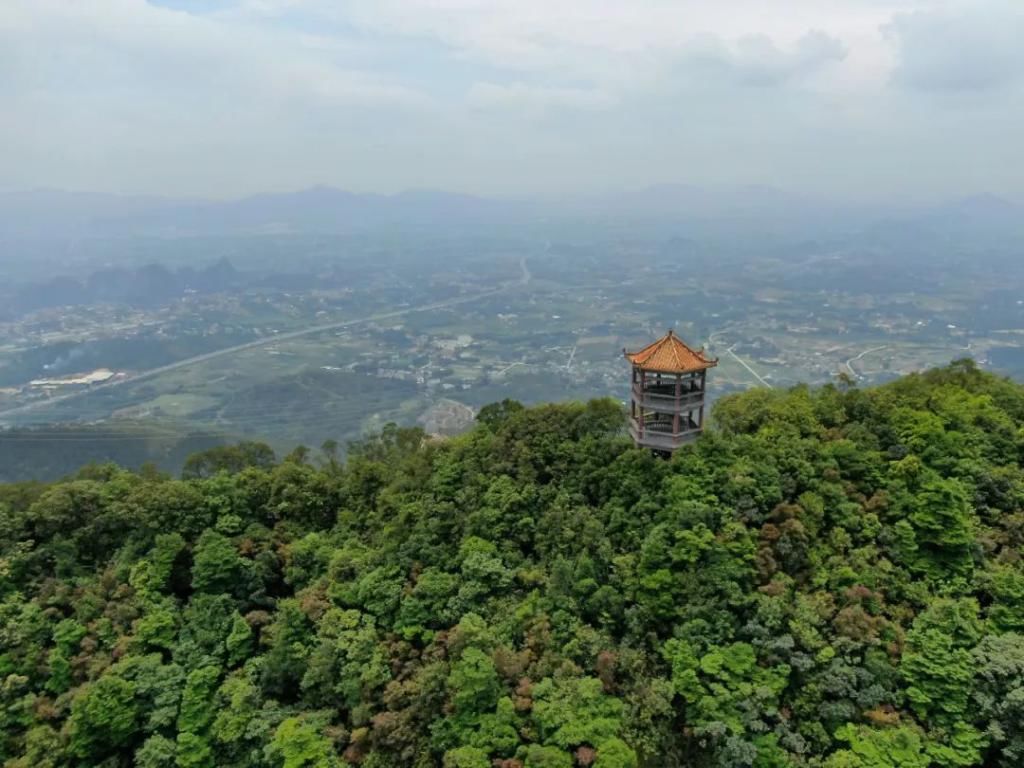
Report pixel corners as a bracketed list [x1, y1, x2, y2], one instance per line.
[3, 361, 1024, 767]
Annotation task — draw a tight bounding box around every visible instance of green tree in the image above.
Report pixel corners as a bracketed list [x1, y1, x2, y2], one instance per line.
[191, 529, 243, 594]
[182, 442, 276, 479]
[531, 677, 629, 754]
[826, 725, 930, 768]
[443, 746, 491, 768]
[972, 633, 1024, 766]
[522, 744, 573, 768]
[68, 674, 140, 760]
[901, 600, 980, 729]
[266, 717, 343, 768]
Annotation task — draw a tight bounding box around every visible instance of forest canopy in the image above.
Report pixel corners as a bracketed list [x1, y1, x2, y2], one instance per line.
[3, 361, 1024, 767]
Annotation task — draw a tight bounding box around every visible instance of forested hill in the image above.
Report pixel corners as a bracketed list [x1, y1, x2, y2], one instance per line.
[4, 362, 1024, 768]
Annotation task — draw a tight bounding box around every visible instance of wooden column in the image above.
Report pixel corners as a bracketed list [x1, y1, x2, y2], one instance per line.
[630, 367, 637, 426]
[698, 371, 707, 430]
[673, 373, 681, 434]
[639, 369, 646, 437]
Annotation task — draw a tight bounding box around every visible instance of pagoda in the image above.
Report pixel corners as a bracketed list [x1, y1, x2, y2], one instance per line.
[624, 330, 717, 454]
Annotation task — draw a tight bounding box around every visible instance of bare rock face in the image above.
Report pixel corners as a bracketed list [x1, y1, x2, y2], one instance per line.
[417, 398, 476, 437]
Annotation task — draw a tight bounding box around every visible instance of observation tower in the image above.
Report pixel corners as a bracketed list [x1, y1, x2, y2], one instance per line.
[624, 330, 717, 454]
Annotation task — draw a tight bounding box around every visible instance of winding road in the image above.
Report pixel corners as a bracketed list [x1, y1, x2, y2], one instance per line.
[843, 345, 888, 379]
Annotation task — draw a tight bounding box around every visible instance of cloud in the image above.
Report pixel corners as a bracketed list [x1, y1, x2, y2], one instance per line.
[11, 0, 428, 109]
[282, 0, 881, 86]
[0, 0, 436, 195]
[885, 1, 1024, 91]
[683, 30, 848, 87]
[1, 0, 1023, 200]
[468, 83, 616, 113]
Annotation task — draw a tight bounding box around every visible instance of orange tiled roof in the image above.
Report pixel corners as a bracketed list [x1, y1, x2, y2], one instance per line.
[625, 330, 717, 373]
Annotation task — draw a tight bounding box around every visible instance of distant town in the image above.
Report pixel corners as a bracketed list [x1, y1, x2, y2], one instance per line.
[2, 218, 1021, 470]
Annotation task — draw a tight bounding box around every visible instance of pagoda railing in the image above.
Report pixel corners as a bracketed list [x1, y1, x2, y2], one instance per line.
[628, 420, 702, 450]
[631, 385, 704, 412]
[634, 381, 702, 395]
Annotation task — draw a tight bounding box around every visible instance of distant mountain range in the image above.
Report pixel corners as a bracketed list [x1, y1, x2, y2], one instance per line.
[0, 186, 534, 237]
[1, 185, 1021, 238]
[6, 258, 242, 317]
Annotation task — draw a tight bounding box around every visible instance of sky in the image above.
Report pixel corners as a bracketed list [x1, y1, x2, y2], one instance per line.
[1, 0, 1022, 201]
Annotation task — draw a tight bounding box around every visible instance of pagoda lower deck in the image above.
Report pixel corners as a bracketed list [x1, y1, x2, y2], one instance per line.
[628, 412, 702, 452]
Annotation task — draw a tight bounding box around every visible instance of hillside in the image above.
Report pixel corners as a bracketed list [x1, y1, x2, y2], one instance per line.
[0, 423, 230, 484]
[2, 362, 1024, 767]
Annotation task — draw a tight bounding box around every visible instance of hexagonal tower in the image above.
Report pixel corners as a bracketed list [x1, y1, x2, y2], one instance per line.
[624, 330, 718, 454]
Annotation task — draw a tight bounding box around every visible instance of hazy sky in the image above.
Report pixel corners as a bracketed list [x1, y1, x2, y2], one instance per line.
[2, 0, 1022, 200]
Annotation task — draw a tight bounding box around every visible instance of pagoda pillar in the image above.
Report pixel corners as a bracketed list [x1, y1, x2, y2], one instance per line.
[673, 374, 681, 433]
[639, 369, 646, 437]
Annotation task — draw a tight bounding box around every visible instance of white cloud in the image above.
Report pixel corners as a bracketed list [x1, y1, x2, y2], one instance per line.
[252, 0, 901, 87]
[4, 0, 428, 109]
[468, 82, 616, 113]
[677, 31, 847, 88]
[1, 0, 1022, 199]
[0, 0, 436, 195]
[885, 0, 1024, 91]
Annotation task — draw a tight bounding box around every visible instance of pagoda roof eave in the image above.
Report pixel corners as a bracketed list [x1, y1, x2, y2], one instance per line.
[633, 359, 718, 374]
[624, 329, 718, 374]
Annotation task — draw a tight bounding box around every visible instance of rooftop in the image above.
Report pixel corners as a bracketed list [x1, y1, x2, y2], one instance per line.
[625, 330, 717, 374]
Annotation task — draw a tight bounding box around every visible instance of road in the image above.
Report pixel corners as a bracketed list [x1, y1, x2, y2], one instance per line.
[726, 344, 773, 388]
[0, 256, 533, 423]
[706, 328, 731, 346]
[494, 361, 534, 376]
[706, 328, 772, 388]
[844, 345, 888, 379]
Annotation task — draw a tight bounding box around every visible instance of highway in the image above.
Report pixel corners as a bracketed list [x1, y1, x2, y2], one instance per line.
[0, 256, 532, 423]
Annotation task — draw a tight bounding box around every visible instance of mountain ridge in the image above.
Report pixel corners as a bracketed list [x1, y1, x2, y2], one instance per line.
[2, 185, 1021, 237]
